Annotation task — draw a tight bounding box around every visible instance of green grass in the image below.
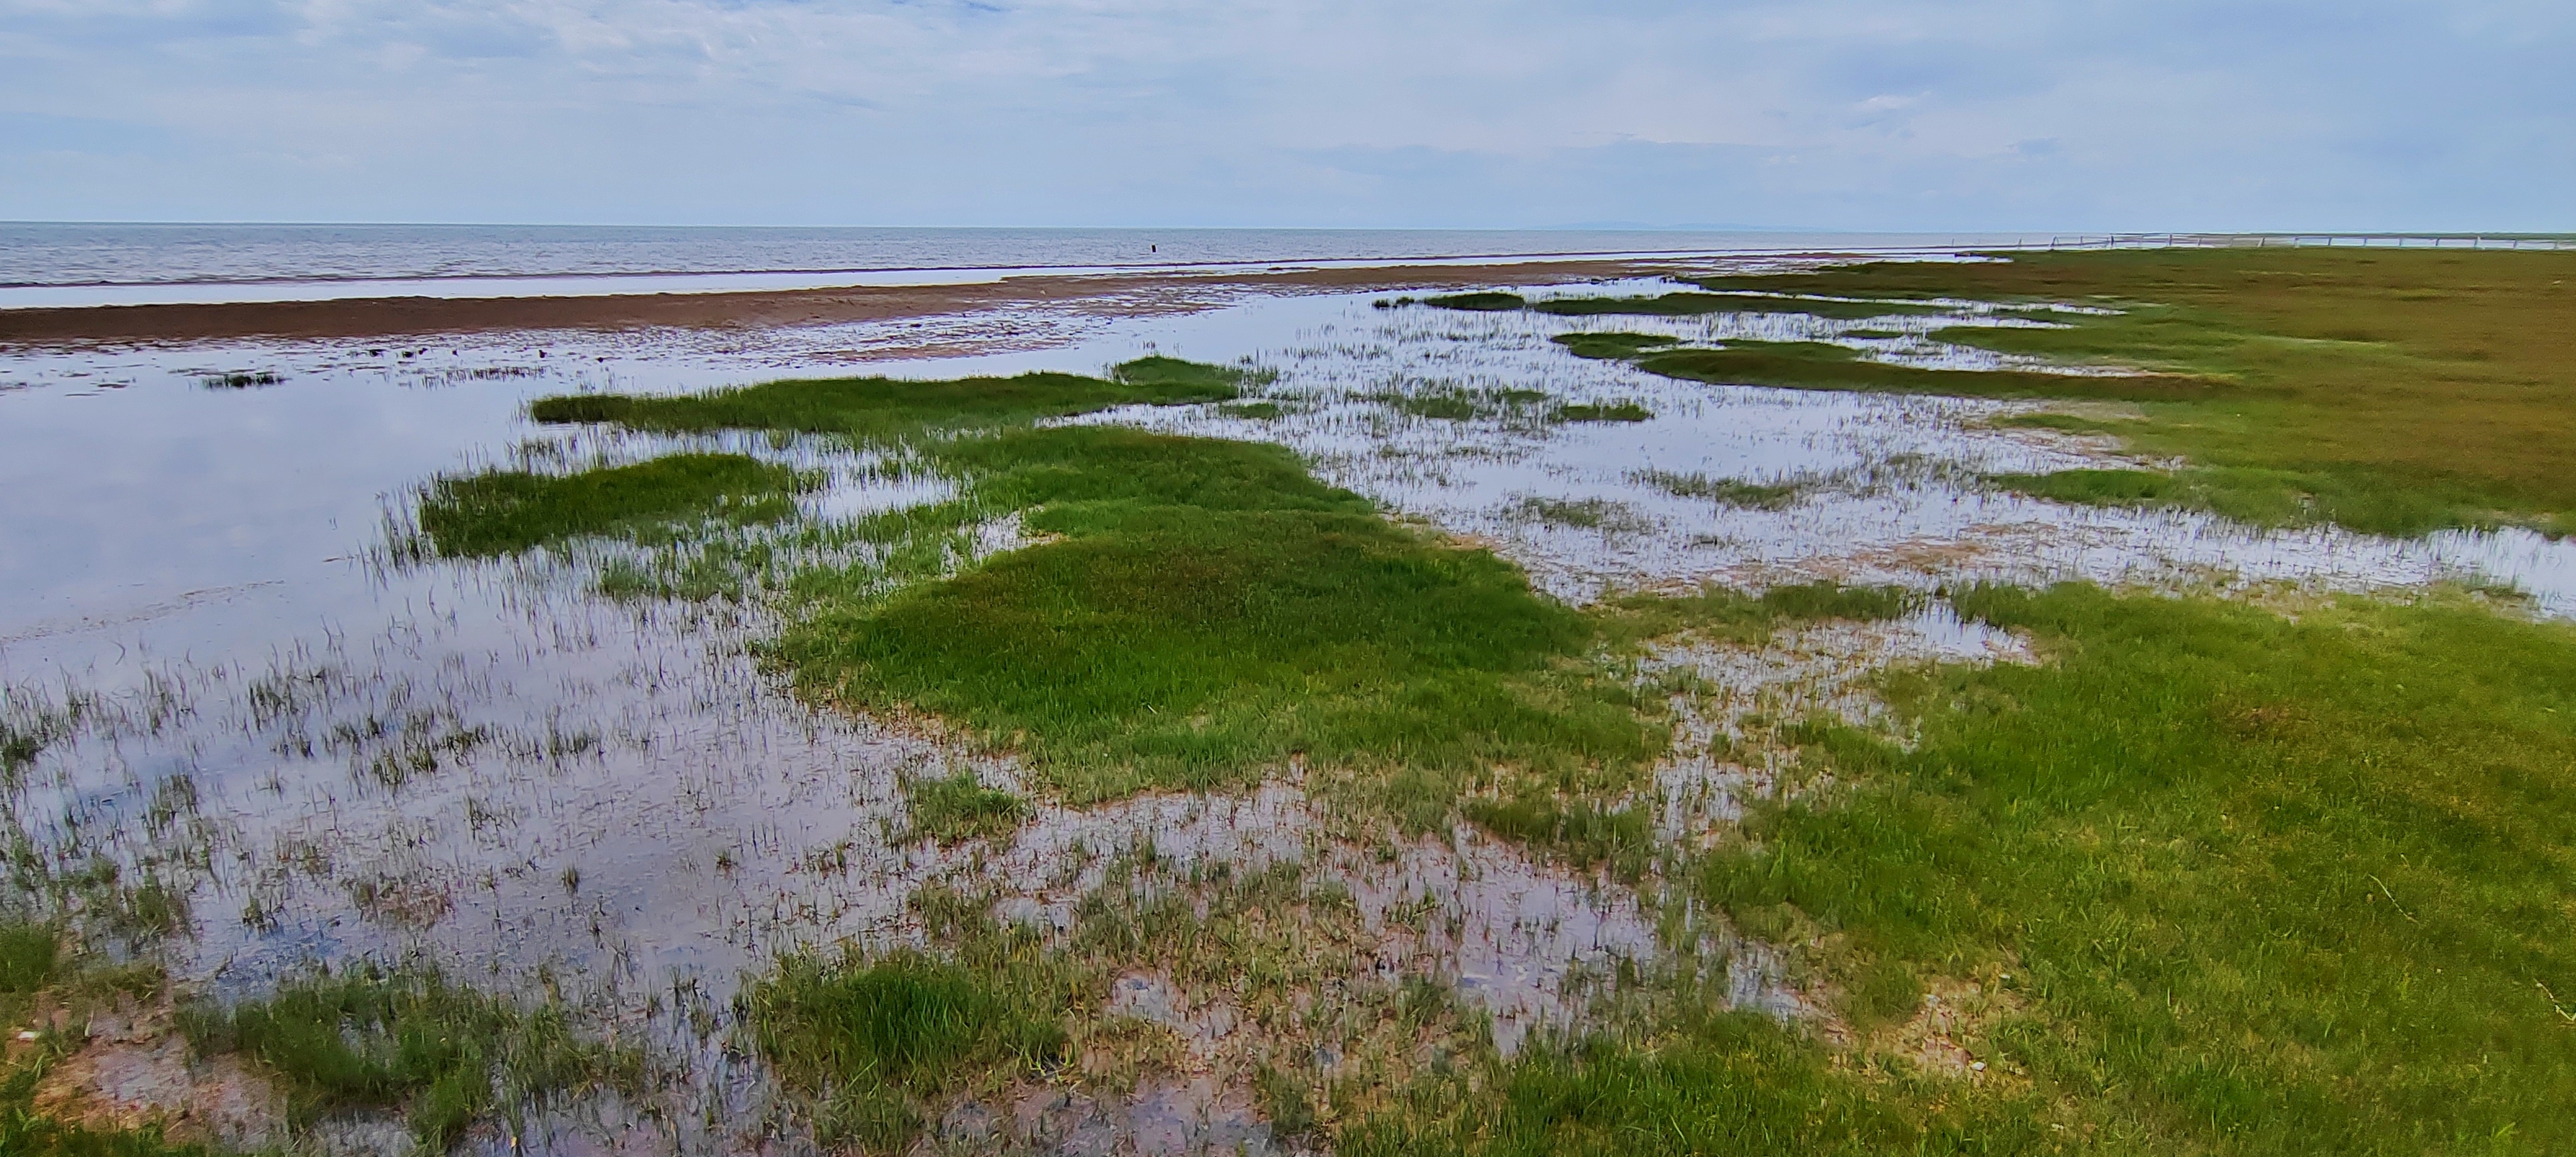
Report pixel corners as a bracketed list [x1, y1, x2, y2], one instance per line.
[742, 949, 1069, 1153]
[0, 921, 59, 993]
[1550, 402, 1652, 423]
[903, 773, 1030, 844]
[1343, 1010, 2049, 1157]
[528, 358, 1246, 441]
[1684, 248, 2576, 536]
[1418, 292, 1528, 312]
[1550, 332, 1678, 360]
[179, 965, 635, 1151]
[1218, 401, 1285, 420]
[1991, 467, 2179, 505]
[1503, 495, 1648, 533]
[782, 425, 1663, 804]
[1535, 291, 1950, 321]
[1371, 385, 1553, 421]
[1632, 468, 1807, 510]
[413, 453, 811, 558]
[1566, 337, 2215, 402]
[1462, 794, 1654, 877]
[1679, 584, 2576, 1154]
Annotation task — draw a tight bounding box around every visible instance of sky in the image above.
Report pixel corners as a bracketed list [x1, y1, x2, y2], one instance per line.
[1, 1, 2569, 231]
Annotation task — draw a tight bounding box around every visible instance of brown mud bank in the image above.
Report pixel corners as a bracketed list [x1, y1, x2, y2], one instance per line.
[0, 259, 1674, 348]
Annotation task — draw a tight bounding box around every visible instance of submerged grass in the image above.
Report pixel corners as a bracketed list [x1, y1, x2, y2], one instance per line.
[1688, 248, 2576, 535]
[531, 358, 1245, 441]
[178, 964, 636, 1151]
[1631, 468, 1806, 510]
[414, 453, 812, 558]
[1563, 336, 2214, 401]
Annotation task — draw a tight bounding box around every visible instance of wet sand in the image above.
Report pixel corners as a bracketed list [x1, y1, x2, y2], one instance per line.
[0, 258, 1674, 346]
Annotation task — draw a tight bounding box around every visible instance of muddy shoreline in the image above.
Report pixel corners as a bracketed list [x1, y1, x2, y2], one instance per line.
[0, 258, 1675, 347]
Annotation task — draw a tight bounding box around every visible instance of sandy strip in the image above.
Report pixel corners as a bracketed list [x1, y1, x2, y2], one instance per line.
[0, 258, 1683, 348]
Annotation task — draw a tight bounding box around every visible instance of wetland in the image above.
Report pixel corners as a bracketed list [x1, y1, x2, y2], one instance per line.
[6, 247, 2576, 1156]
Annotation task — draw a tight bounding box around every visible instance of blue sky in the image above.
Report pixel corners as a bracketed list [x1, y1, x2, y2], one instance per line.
[1, 1, 2568, 230]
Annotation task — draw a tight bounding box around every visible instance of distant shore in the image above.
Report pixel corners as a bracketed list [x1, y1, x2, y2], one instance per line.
[0, 257, 1680, 346]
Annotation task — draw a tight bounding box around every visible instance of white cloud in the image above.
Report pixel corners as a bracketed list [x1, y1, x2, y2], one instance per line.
[0, 0, 2566, 227]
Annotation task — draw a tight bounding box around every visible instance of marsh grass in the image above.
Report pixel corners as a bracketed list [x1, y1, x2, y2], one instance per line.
[1369, 385, 1552, 422]
[1689, 249, 2576, 535]
[1631, 468, 1805, 510]
[902, 773, 1030, 844]
[1538, 291, 1948, 321]
[1416, 292, 1527, 312]
[1682, 584, 2576, 1154]
[179, 964, 638, 1151]
[784, 425, 1665, 804]
[1564, 336, 2214, 401]
[529, 358, 1245, 441]
[413, 453, 813, 559]
[742, 946, 1070, 1153]
[1502, 495, 1651, 534]
[1549, 332, 1677, 360]
[1548, 402, 1652, 423]
[197, 371, 281, 389]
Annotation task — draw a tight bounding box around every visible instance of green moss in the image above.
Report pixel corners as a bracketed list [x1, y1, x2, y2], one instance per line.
[743, 950, 1067, 1153]
[528, 358, 1244, 441]
[904, 773, 1030, 844]
[414, 453, 811, 558]
[179, 965, 634, 1151]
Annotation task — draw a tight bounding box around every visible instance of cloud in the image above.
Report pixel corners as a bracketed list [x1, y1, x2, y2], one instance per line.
[0, 0, 2565, 228]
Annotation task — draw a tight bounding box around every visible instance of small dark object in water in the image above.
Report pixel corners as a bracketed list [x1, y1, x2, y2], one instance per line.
[200, 370, 283, 389]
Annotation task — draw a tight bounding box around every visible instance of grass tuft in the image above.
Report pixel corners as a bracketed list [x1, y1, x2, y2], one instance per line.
[1633, 468, 1805, 509]
[742, 950, 1067, 1153]
[179, 963, 634, 1151]
[528, 358, 1242, 442]
[904, 773, 1030, 844]
[413, 453, 812, 558]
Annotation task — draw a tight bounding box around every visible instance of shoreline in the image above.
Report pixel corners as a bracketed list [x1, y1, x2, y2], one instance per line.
[0, 257, 1684, 348]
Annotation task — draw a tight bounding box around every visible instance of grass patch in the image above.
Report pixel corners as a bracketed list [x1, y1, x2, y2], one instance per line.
[1462, 794, 1653, 877]
[1687, 248, 2576, 535]
[1218, 401, 1284, 420]
[783, 425, 1663, 804]
[1550, 332, 1679, 360]
[741, 949, 1068, 1153]
[904, 773, 1030, 844]
[179, 964, 636, 1151]
[1991, 467, 2178, 505]
[198, 371, 281, 389]
[414, 453, 811, 558]
[1690, 584, 2576, 1154]
[1577, 339, 2214, 402]
[528, 358, 1244, 441]
[1502, 495, 1650, 533]
[0, 922, 59, 994]
[1417, 292, 1528, 312]
[1549, 401, 1652, 423]
[1534, 291, 1949, 321]
[1632, 468, 1805, 510]
[1372, 385, 1553, 421]
[1343, 1009, 2046, 1157]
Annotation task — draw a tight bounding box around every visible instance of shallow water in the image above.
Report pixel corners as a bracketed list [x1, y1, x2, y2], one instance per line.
[7, 270, 2576, 1151]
